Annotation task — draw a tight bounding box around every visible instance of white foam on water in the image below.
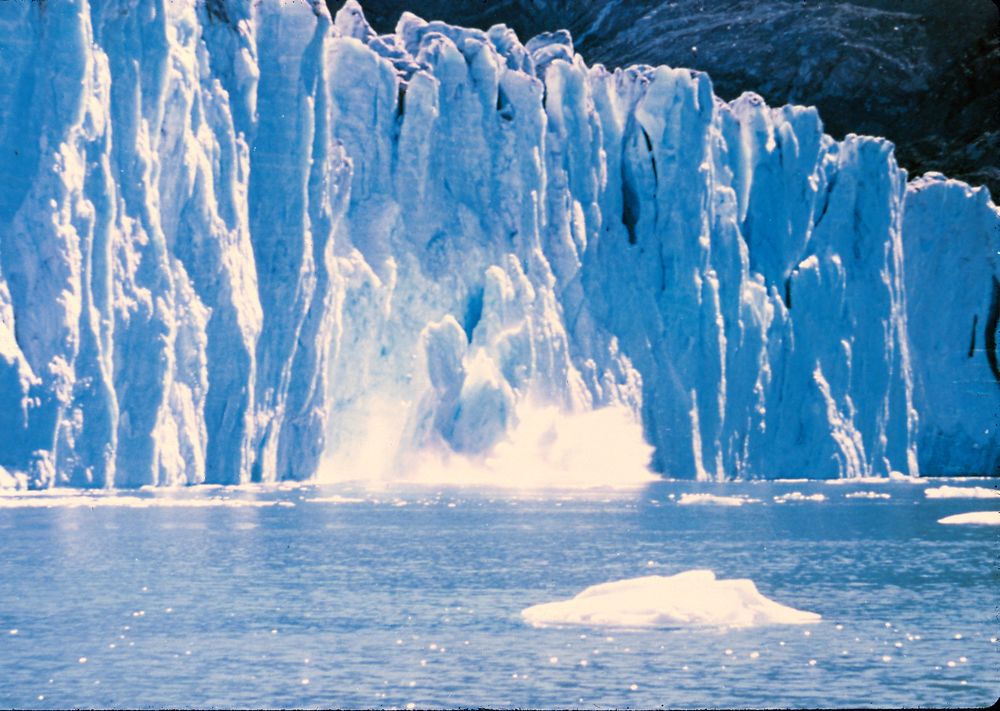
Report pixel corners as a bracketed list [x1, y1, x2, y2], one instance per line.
[937, 511, 1000, 526]
[521, 570, 821, 629]
[845, 491, 892, 499]
[676, 493, 760, 507]
[924, 486, 999, 499]
[773, 492, 827, 503]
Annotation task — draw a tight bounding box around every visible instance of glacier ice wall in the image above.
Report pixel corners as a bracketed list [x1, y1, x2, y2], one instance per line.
[0, 0, 996, 487]
[902, 175, 1000, 475]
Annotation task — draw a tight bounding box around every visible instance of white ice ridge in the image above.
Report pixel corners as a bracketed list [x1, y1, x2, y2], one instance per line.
[0, 0, 998, 488]
[521, 570, 821, 629]
[924, 486, 1000, 499]
[937, 512, 1000, 526]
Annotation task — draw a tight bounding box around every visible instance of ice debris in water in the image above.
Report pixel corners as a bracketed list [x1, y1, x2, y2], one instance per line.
[303, 495, 367, 504]
[521, 570, 820, 628]
[0, 495, 288, 509]
[773, 492, 827, 503]
[845, 491, 891, 499]
[924, 486, 1000, 499]
[676, 493, 760, 507]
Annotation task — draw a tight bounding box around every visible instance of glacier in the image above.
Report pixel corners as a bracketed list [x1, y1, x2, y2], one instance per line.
[0, 0, 997, 488]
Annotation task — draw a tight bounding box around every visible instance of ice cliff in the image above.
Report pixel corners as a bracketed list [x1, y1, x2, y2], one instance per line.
[0, 0, 996, 488]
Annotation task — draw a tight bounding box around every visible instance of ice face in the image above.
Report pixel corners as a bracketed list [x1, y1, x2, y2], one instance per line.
[902, 175, 1000, 476]
[0, 1, 996, 488]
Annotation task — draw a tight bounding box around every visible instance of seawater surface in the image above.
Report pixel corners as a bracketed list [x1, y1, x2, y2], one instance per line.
[0, 478, 996, 708]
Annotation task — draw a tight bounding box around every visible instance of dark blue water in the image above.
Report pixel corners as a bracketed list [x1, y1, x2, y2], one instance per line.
[0, 479, 996, 708]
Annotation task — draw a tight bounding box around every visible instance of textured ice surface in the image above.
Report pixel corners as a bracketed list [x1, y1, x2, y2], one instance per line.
[924, 486, 1000, 500]
[937, 512, 1000, 526]
[521, 569, 821, 628]
[902, 175, 1000, 476]
[0, 0, 997, 487]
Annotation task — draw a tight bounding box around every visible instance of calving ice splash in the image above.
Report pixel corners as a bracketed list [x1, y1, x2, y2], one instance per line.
[320, 403, 659, 488]
[0, 0, 997, 488]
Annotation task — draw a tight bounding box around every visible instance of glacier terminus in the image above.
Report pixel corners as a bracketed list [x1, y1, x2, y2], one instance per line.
[0, 0, 997, 488]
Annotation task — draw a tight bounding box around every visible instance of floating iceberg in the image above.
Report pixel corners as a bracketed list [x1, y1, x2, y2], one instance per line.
[0, 0, 997, 487]
[937, 512, 1000, 526]
[924, 486, 1000, 500]
[521, 570, 821, 629]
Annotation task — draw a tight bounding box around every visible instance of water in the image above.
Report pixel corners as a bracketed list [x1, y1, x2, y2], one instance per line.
[0, 479, 996, 708]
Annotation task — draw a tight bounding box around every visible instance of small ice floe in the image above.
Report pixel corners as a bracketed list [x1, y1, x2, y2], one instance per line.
[676, 493, 760, 507]
[845, 491, 891, 500]
[924, 486, 999, 500]
[773, 492, 827, 503]
[937, 511, 1000, 526]
[521, 570, 820, 629]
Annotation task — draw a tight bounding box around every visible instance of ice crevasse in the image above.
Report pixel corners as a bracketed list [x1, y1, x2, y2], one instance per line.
[0, 0, 996, 488]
